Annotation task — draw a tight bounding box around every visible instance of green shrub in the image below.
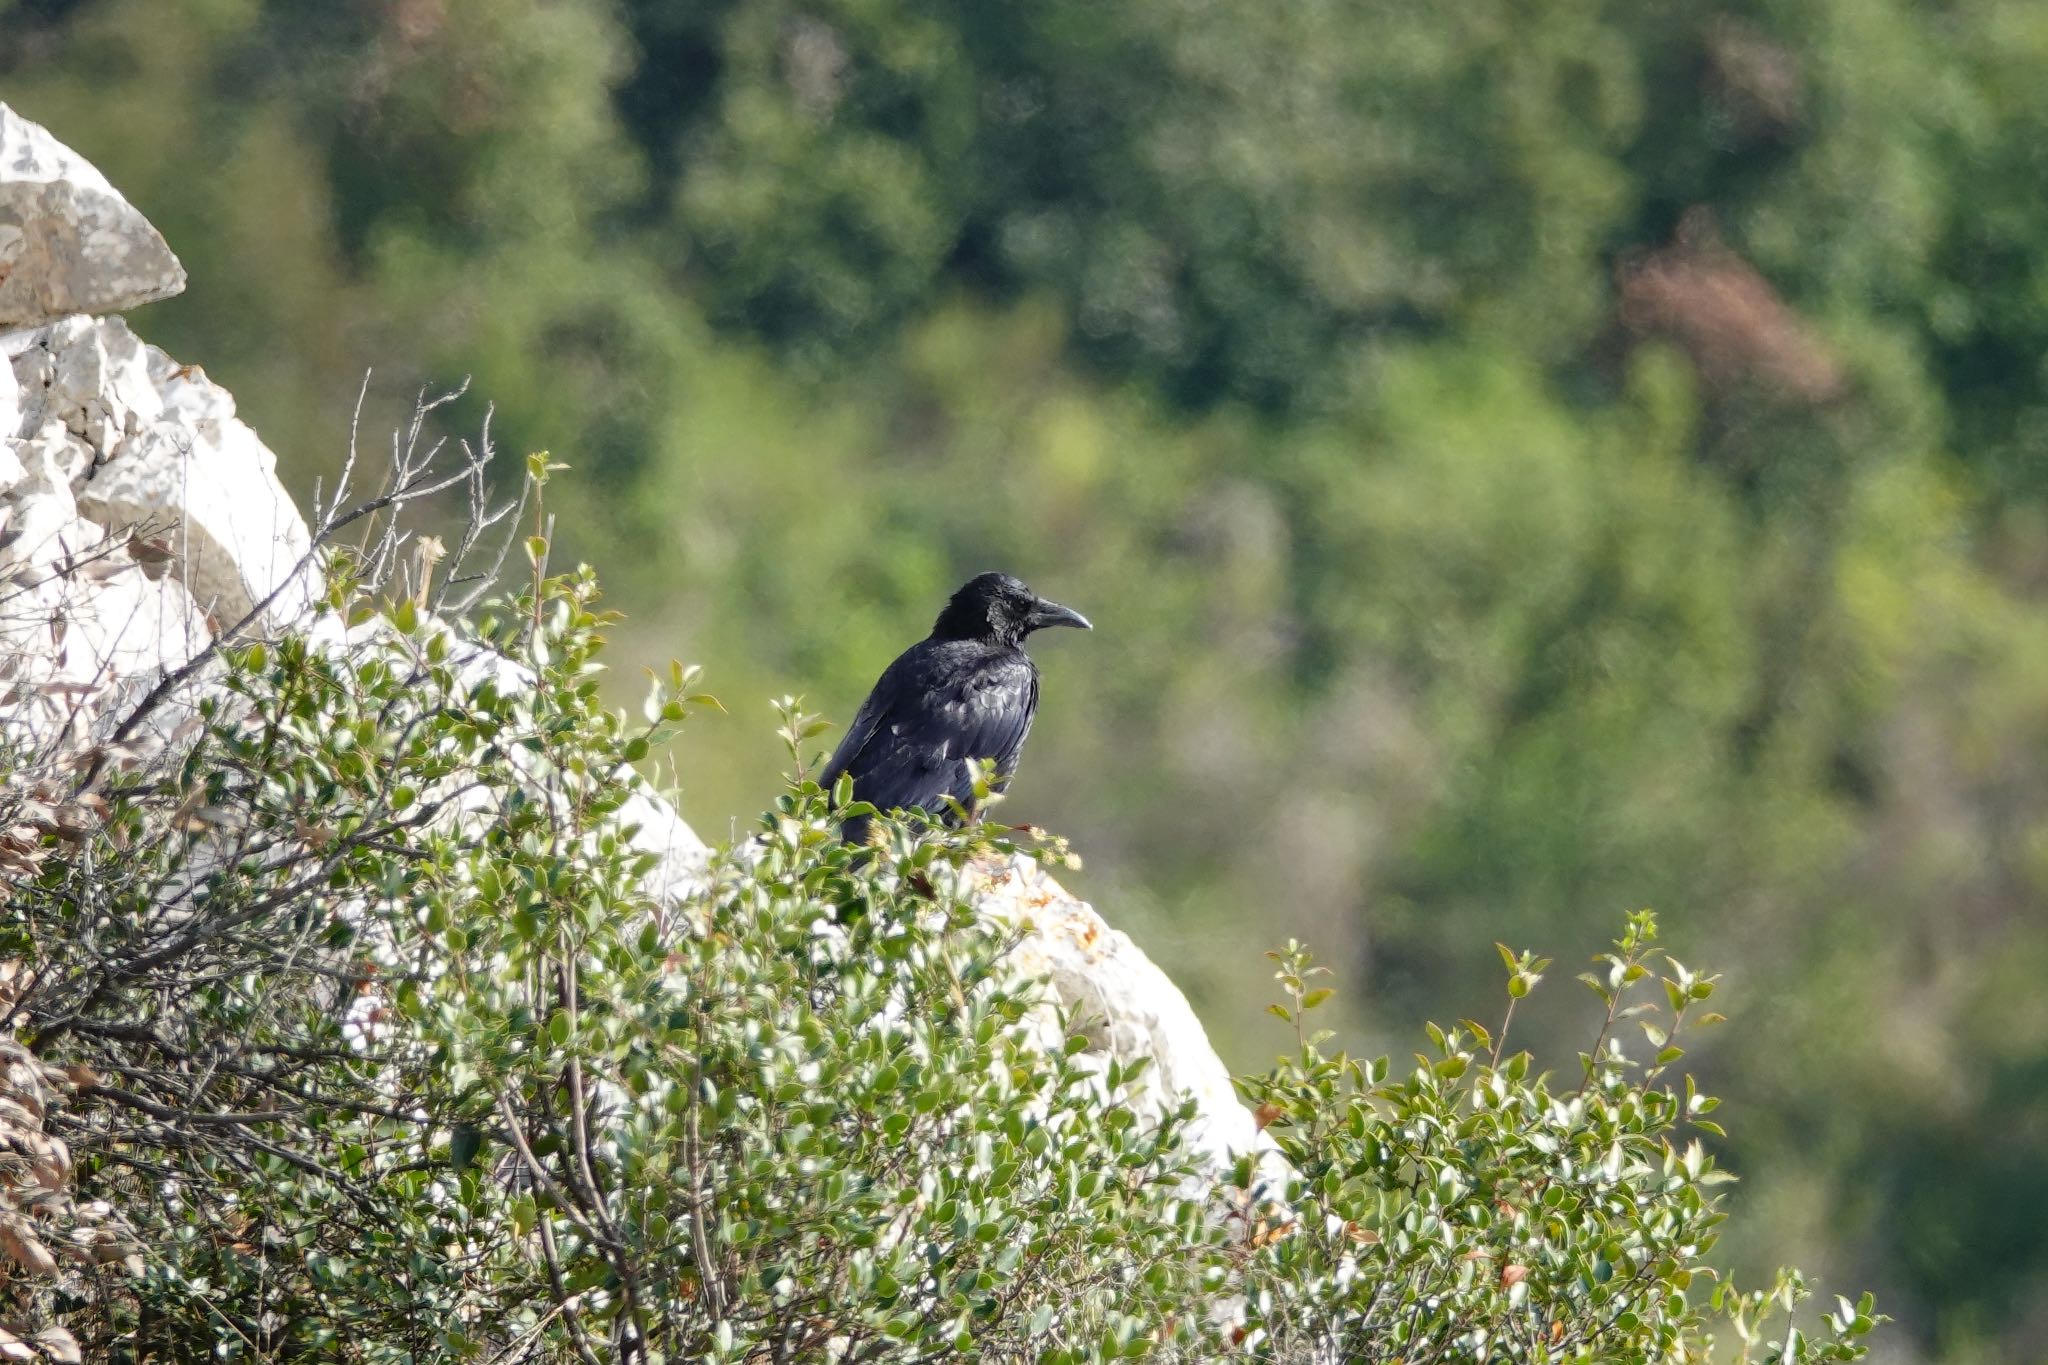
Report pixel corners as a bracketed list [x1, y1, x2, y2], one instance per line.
[1233, 918, 1883, 1363]
[3, 468, 1880, 1362]
[4, 535, 1217, 1359]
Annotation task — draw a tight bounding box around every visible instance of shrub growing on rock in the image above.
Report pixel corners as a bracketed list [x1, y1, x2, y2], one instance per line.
[1234, 921, 1882, 1362]
[5, 532, 1214, 1361]
[1, 458, 1879, 1362]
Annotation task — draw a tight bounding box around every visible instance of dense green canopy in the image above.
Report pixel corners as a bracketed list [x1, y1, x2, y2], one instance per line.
[8, 1, 2047, 1357]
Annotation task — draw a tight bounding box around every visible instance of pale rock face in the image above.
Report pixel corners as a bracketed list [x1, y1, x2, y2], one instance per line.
[9, 423, 92, 501]
[0, 339, 17, 441]
[149, 348, 236, 429]
[54, 313, 162, 459]
[0, 105, 186, 329]
[980, 855, 1292, 1194]
[1, 110, 309, 754]
[0, 490, 210, 750]
[3, 314, 315, 640]
[77, 408, 315, 629]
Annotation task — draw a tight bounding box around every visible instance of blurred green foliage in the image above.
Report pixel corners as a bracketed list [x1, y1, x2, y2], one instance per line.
[7, 0, 2048, 1357]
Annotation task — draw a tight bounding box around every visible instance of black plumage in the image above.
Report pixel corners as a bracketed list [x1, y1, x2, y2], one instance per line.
[819, 572, 1092, 843]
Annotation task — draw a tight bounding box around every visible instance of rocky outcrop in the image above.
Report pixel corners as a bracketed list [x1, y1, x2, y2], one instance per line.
[1, 100, 317, 753]
[0, 106, 185, 330]
[1, 312, 317, 752]
[0, 106, 1284, 1350]
[982, 854, 1287, 1191]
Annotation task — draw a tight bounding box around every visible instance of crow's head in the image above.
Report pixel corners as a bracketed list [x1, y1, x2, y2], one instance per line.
[932, 572, 1092, 646]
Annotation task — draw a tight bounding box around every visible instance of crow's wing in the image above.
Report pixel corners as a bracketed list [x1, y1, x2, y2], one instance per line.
[817, 667, 896, 795]
[819, 642, 1040, 822]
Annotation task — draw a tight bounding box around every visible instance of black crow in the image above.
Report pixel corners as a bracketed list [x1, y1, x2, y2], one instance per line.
[819, 572, 1092, 843]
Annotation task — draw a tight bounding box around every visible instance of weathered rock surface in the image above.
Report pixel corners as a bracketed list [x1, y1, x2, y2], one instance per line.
[981, 853, 1290, 1191]
[1, 311, 301, 751]
[0, 106, 186, 329]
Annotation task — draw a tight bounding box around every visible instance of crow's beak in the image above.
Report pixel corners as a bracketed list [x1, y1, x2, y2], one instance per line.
[1027, 598, 1092, 632]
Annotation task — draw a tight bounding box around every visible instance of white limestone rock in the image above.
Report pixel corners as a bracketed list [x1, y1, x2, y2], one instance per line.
[615, 785, 715, 902]
[0, 312, 314, 633]
[79, 406, 315, 629]
[0, 447, 83, 584]
[0, 339, 16, 441]
[10, 423, 91, 502]
[1, 312, 310, 750]
[53, 313, 161, 459]
[977, 854, 1292, 1197]
[0, 105, 185, 328]
[9, 320, 55, 416]
[0, 508, 209, 751]
[43, 541, 210, 687]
